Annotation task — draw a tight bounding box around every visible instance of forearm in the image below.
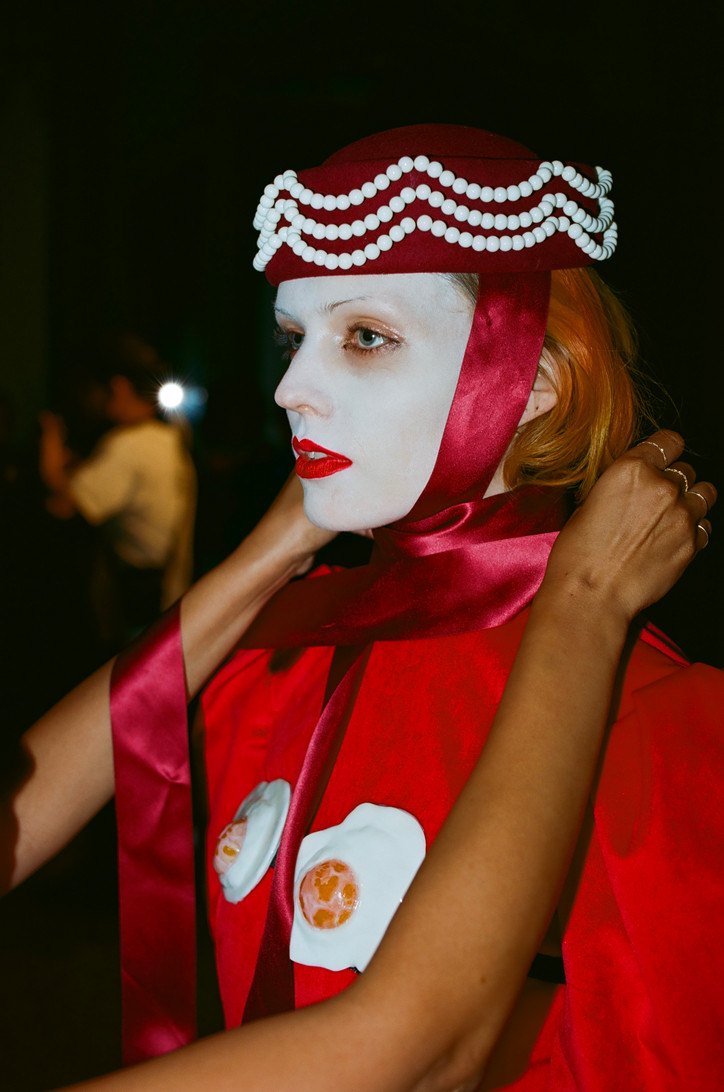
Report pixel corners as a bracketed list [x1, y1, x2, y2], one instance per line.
[352, 580, 631, 1091]
[5, 477, 328, 891]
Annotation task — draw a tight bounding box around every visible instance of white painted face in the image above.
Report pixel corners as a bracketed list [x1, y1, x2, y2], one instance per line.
[273, 273, 474, 531]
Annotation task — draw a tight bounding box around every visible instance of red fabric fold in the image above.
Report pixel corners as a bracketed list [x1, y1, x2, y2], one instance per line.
[110, 603, 196, 1065]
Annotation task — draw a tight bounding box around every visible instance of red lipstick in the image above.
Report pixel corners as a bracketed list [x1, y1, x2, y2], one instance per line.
[293, 437, 353, 480]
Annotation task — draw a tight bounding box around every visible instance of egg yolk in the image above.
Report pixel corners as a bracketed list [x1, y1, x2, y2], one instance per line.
[299, 859, 360, 929]
[213, 817, 248, 876]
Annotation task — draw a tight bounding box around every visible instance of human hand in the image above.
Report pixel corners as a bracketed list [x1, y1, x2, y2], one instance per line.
[541, 430, 716, 625]
[254, 472, 337, 577]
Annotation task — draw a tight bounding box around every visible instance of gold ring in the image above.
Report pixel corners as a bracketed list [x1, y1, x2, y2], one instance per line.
[688, 488, 709, 514]
[639, 440, 668, 468]
[664, 466, 690, 491]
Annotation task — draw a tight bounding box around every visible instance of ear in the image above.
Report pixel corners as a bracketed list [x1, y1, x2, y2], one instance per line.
[519, 369, 557, 426]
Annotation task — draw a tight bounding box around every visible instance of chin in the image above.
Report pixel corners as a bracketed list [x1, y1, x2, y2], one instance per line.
[301, 488, 396, 534]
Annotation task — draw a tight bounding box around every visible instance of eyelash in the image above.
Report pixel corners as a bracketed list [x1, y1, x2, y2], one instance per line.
[273, 324, 398, 360]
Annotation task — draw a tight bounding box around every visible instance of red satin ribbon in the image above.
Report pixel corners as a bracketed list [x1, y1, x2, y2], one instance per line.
[110, 603, 196, 1065]
[243, 645, 371, 1021]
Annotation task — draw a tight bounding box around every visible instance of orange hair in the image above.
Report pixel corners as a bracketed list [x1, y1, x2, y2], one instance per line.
[448, 268, 652, 501]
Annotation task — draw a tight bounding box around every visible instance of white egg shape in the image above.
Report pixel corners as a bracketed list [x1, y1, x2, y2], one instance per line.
[290, 802, 426, 973]
[214, 779, 291, 904]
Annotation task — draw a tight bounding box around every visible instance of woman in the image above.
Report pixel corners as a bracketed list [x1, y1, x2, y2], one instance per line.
[5, 124, 720, 1090]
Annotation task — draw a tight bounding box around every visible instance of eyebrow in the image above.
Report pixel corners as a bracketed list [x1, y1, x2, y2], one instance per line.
[274, 296, 373, 319]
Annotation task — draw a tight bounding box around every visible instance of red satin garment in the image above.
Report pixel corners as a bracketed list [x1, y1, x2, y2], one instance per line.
[110, 605, 196, 1065]
[203, 610, 724, 1089]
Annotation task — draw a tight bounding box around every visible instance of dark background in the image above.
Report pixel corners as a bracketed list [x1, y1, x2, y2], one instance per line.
[0, 2, 722, 1088]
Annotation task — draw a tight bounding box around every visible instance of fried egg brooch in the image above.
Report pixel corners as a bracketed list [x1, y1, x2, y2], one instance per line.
[290, 802, 426, 973]
[213, 779, 291, 904]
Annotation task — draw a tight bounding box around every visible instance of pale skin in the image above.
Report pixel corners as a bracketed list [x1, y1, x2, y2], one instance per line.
[2, 269, 716, 1088]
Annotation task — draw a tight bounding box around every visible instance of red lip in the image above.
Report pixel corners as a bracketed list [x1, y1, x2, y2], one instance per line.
[292, 436, 353, 480]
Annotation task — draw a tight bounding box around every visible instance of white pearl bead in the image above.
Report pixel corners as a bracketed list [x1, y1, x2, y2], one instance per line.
[494, 214, 507, 230]
[439, 170, 455, 187]
[352, 249, 367, 266]
[427, 160, 443, 178]
[480, 186, 494, 202]
[283, 172, 297, 188]
[468, 209, 482, 227]
[323, 194, 337, 211]
[452, 177, 468, 194]
[377, 205, 393, 223]
[518, 180, 533, 198]
[466, 182, 481, 200]
[558, 216, 570, 231]
[259, 195, 274, 210]
[336, 194, 351, 211]
[512, 235, 525, 251]
[293, 239, 307, 256]
[551, 160, 564, 176]
[374, 173, 390, 190]
[429, 191, 444, 208]
[530, 206, 544, 224]
[441, 198, 457, 215]
[454, 204, 469, 222]
[507, 214, 520, 231]
[389, 195, 406, 213]
[413, 155, 430, 171]
[364, 242, 380, 260]
[349, 189, 364, 206]
[562, 165, 576, 182]
[417, 214, 433, 231]
[459, 231, 473, 247]
[313, 249, 327, 266]
[486, 236, 500, 252]
[401, 186, 417, 202]
[377, 234, 393, 251]
[572, 208, 587, 225]
[364, 213, 379, 230]
[506, 185, 521, 201]
[481, 213, 495, 230]
[444, 226, 460, 243]
[264, 184, 278, 198]
[568, 223, 583, 239]
[500, 236, 513, 251]
[398, 156, 414, 172]
[472, 235, 486, 251]
[493, 187, 507, 203]
[563, 200, 577, 217]
[413, 184, 430, 201]
[302, 217, 314, 233]
[290, 182, 304, 199]
[325, 224, 340, 240]
[431, 220, 447, 237]
[361, 181, 377, 199]
[312, 223, 326, 240]
[324, 253, 339, 270]
[389, 224, 405, 242]
[339, 252, 354, 270]
[310, 193, 325, 210]
[338, 223, 353, 241]
[302, 245, 315, 262]
[543, 219, 556, 237]
[523, 232, 536, 248]
[352, 220, 366, 237]
[400, 217, 416, 233]
[386, 164, 403, 182]
[528, 175, 543, 192]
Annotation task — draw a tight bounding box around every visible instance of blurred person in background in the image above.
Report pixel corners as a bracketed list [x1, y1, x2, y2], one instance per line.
[39, 332, 197, 648]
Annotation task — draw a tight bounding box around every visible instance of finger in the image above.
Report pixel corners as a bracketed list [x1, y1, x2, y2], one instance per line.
[635, 429, 685, 470]
[663, 460, 696, 492]
[685, 481, 717, 519]
[696, 518, 712, 552]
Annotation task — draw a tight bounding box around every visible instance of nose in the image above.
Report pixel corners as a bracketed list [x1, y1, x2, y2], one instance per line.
[274, 344, 332, 418]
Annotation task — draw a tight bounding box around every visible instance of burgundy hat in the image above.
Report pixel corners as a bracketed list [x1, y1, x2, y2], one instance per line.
[254, 124, 616, 283]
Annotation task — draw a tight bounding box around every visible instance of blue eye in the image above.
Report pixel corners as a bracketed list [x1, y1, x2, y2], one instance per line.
[354, 328, 386, 349]
[273, 326, 303, 357]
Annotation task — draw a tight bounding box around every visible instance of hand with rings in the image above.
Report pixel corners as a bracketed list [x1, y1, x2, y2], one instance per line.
[638, 432, 714, 551]
[543, 429, 717, 625]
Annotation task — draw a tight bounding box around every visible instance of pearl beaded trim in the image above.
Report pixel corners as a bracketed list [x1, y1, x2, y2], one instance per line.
[253, 155, 617, 272]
